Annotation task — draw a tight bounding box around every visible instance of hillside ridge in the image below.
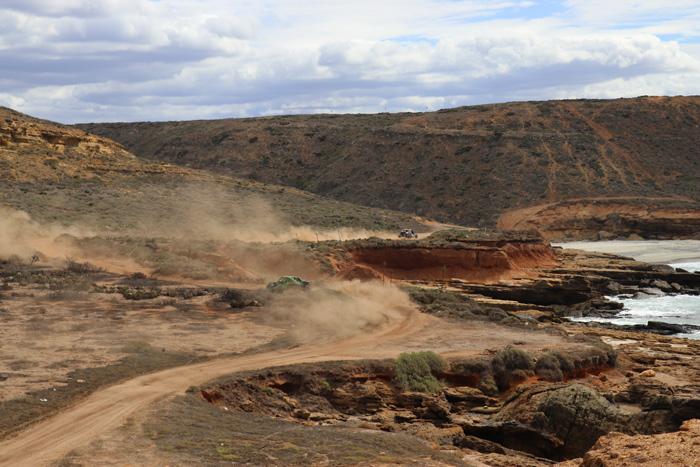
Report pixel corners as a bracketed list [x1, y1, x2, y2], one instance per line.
[0, 106, 423, 233]
[76, 96, 700, 238]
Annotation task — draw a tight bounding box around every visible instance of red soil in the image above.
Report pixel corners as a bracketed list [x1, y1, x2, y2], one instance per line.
[343, 242, 556, 282]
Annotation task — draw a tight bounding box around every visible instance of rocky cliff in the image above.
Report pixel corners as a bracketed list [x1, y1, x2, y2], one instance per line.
[327, 229, 557, 282]
[0, 106, 152, 182]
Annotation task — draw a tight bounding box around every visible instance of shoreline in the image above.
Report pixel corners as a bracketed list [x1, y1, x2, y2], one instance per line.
[555, 240, 700, 265]
[556, 240, 700, 339]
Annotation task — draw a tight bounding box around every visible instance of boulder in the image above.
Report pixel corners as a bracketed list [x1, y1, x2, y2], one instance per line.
[620, 378, 673, 409]
[645, 322, 684, 335]
[421, 396, 452, 421]
[627, 321, 700, 336]
[398, 392, 452, 421]
[453, 434, 507, 454]
[329, 381, 391, 414]
[650, 279, 671, 291]
[393, 409, 418, 423]
[443, 386, 497, 409]
[495, 383, 627, 458]
[635, 287, 664, 298]
[669, 385, 700, 423]
[460, 419, 564, 459]
[293, 408, 311, 420]
[605, 281, 623, 294]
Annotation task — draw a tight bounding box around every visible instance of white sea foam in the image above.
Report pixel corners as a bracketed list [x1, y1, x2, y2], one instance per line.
[572, 294, 700, 339]
[672, 261, 700, 273]
[558, 241, 700, 339]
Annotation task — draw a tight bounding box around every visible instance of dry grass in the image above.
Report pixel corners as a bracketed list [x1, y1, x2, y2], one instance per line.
[0, 262, 282, 437]
[0, 342, 199, 439]
[140, 395, 466, 466]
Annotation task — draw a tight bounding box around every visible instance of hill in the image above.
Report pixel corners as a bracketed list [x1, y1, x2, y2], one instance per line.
[78, 96, 700, 239]
[0, 107, 422, 233]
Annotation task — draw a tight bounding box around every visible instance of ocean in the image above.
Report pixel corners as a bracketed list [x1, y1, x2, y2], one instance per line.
[571, 261, 700, 339]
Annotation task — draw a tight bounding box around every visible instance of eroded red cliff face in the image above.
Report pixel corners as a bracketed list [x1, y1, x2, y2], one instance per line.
[336, 234, 557, 282]
[498, 197, 700, 240]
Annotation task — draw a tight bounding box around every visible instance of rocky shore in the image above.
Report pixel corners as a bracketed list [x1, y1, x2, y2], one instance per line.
[4, 220, 699, 465]
[193, 327, 700, 465]
[175, 232, 700, 465]
[319, 232, 700, 339]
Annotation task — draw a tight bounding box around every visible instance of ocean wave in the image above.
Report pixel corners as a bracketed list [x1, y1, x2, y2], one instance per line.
[671, 262, 700, 272]
[573, 294, 700, 339]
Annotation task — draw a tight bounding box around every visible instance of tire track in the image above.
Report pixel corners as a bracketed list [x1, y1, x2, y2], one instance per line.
[0, 306, 424, 466]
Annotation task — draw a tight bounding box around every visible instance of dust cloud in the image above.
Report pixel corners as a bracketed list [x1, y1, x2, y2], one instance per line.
[0, 206, 87, 261]
[263, 280, 414, 343]
[0, 206, 144, 273]
[129, 186, 397, 243]
[0, 185, 399, 280]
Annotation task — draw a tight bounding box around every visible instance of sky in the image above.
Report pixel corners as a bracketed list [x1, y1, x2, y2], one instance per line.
[1, 0, 699, 123]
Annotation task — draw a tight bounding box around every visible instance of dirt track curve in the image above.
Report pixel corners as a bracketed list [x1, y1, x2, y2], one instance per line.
[0, 305, 430, 466]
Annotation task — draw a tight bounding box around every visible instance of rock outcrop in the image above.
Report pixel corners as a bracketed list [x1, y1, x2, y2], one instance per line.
[492, 383, 678, 459]
[563, 419, 700, 466]
[0, 106, 150, 182]
[443, 247, 700, 330]
[321, 233, 700, 338]
[325, 229, 557, 283]
[194, 344, 622, 461]
[194, 330, 700, 465]
[498, 197, 700, 241]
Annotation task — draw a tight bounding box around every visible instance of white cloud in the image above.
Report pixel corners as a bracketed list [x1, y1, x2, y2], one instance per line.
[564, 0, 700, 24]
[0, 0, 149, 18]
[1, 0, 699, 122]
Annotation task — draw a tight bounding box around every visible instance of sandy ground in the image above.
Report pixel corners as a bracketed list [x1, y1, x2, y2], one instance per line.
[0, 288, 281, 401]
[555, 240, 700, 264]
[0, 297, 576, 466]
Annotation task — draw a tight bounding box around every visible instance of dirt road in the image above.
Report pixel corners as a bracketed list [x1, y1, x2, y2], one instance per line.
[0, 305, 430, 466]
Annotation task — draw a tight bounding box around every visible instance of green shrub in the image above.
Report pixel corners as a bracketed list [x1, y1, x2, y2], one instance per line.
[478, 374, 499, 396]
[491, 346, 533, 391]
[318, 379, 332, 392]
[535, 351, 576, 382]
[535, 353, 563, 381]
[557, 353, 575, 374]
[120, 287, 161, 300]
[395, 351, 447, 393]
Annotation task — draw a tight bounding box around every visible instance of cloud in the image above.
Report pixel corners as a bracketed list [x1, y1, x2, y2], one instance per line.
[1, 0, 699, 122]
[564, 0, 700, 24]
[0, 0, 148, 18]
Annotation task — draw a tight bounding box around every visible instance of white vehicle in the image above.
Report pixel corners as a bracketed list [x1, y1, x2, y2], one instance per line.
[399, 229, 418, 239]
